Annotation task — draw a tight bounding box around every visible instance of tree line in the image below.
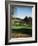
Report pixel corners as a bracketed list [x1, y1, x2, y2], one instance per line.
[24, 16, 32, 24]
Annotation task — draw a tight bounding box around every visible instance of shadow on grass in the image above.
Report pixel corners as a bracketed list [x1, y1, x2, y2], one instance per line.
[11, 28, 32, 36]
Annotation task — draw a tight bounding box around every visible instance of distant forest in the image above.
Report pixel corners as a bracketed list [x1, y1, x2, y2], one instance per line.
[23, 16, 32, 24]
[11, 16, 32, 24]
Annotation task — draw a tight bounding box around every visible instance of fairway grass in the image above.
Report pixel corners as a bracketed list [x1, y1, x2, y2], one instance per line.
[11, 26, 32, 29]
[11, 23, 32, 37]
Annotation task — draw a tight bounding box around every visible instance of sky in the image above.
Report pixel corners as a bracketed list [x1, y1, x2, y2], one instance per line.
[11, 6, 32, 19]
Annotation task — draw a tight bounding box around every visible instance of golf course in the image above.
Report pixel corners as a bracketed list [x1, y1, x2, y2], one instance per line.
[10, 21, 32, 38]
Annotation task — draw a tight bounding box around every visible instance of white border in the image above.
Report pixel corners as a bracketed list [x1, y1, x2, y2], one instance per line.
[8, 2, 35, 42]
[32, 5, 35, 41]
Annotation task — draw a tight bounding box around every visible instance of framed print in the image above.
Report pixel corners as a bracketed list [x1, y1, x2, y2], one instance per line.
[5, 1, 37, 45]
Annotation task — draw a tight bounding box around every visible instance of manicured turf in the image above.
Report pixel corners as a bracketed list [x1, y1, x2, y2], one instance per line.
[11, 26, 32, 29]
[11, 23, 32, 36]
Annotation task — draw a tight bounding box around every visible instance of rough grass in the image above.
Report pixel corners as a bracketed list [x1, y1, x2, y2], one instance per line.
[11, 22, 32, 36]
[11, 28, 32, 36]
